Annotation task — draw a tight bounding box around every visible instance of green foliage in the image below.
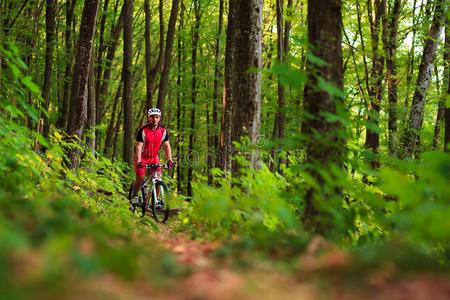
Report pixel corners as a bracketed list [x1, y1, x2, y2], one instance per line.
[0, 49, 185, 298]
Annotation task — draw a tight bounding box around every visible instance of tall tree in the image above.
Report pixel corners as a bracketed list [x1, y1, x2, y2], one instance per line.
[145, 0, 165, 111]
[123, 0, 134, 167]
[402, 0, 445, 158]
[302, 0, 344, 232]
[187, 0, 200, 197]
[272, 0, 286, 142]
[364, 0, 386, 170]
[57, 0, 78, 130]
[444, 18, 450, 152]
[96, 8, 124, 126]
[176, 0, 185, 193]
[221, 0, 263, 176]
[382, 0, 402, 156]
[432, 63, 444, 149]
[212, 0, 224, 170]
[42, 0, 57, 138]
[156, 0, 181, 113]
[66, 0, 100, 169]
[87, 46, 96, 153]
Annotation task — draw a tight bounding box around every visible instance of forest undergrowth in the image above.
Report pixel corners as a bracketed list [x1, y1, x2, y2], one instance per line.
[1, 108, 449, 298]
[1, 42, 449, 299]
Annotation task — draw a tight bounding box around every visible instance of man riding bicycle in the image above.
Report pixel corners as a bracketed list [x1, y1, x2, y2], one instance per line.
[131, 108, 174, 204]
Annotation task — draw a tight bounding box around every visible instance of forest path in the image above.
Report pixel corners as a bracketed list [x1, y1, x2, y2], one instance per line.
[143, 224, 450, 300]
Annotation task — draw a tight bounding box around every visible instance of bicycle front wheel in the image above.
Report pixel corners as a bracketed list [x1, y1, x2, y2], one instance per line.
[151, 181, 169, 223]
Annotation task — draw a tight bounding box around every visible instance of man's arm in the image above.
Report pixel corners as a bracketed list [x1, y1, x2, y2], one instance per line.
[163, 141, 173, 162]
[136, 142, 144, 162]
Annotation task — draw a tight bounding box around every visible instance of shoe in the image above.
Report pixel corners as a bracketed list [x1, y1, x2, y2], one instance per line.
[131, 195, 139, 205]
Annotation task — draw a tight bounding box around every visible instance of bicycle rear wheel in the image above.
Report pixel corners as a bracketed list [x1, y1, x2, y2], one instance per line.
[151, 181, 169, 223]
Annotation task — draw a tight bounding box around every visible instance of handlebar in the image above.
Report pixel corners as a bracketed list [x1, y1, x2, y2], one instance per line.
[144, 163, 171, 169]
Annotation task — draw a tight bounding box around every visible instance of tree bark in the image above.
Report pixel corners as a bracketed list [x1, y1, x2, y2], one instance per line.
[213, 0, 224, 168]
[221, 0, 263, 176]
[273, 0, 286, 142]
[96, 7, 124, 126]
[0, 3, 2, 91]
[145, 0, 165, 111]
[87, 46, 96, 154]
[42, 0, 57, 138]
[66, 0, 100, 169]
[57, 0, 78, 130]
[364, 0, 385, 170]
[103, 75, 122, 157]
[382, 0, 402, 156]
[444, 19, 450, 152]
[94, 0, 110, 132]
[402, 0, 445, 159]
[302, 0, 344, 233]
[187, 0, 200, 197]
[176, 0, 185, 194]
[156, 0, 181, 113]
[123, 0, 134, 167]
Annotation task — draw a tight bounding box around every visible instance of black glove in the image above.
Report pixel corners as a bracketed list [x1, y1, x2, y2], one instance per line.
[167, 160, 175, 168]
[137, 162, 144, 169]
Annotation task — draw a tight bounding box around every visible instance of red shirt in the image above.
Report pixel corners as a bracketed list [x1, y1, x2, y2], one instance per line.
[135, 123, 169, 160]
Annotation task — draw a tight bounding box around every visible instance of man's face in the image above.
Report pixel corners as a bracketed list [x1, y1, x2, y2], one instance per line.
[148, 114, 161, 127]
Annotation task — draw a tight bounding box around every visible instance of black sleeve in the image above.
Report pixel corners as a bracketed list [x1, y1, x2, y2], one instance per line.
[164, 128, 169, 142]
[136, 126, 144, 142]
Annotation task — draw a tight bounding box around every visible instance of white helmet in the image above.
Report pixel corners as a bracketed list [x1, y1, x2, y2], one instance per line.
[148, 107, 161, 116]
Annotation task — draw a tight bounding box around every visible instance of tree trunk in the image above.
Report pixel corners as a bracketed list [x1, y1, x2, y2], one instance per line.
[156, 0, 181, 113]
[405, 0, 419, 108]
[213, 0, 224, 168]
[112, 105, 123, 161]
[0, 4, 2, 91]
[273, 0, 286, 142]
[145, 0, 165, 111]
[444, 19, 450, 152]
[94, 0, 110, 108]
[401, 0, 445, 159]
[103, 73, 123, 157]
[302, 0, 344, 233]
[66, 0, 100, 169]
[221, 0, 263, 176]
[57, 0, 78, 130]
[42, 0, 56, 138]
[87, 47, 96, 154]
[176, 0, 185, 194]
[383, 0, 402, 156]
[364, 0, 385, 170]
[187, 0, 200, 198]
[123, 0, 134, 167]
[97, 8, 124, 125]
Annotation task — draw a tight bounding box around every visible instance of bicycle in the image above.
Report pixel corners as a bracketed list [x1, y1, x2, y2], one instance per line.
[128, 163, 171, 223]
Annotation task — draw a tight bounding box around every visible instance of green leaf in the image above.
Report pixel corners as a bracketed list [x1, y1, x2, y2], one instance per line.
[32, 132, 49, 148]
[306, 51, 327, 67]
[317, 77, 345, 98]
[365, 121, 383, 134]
[21, 76, 41, 94]
[9, 63, 22, 78]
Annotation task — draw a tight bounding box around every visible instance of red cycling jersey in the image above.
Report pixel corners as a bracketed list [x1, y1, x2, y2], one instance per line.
[134, 123, 169, 176]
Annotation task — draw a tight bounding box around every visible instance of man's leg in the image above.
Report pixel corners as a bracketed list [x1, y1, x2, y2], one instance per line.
[133, 157, 146, 196]
[133, 175, 145, 196]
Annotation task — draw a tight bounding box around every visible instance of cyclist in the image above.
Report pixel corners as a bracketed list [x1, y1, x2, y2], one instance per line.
[131, 108, 174, 204]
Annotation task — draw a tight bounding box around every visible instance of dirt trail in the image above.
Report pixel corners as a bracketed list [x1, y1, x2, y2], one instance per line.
[149, 226, 450, 300]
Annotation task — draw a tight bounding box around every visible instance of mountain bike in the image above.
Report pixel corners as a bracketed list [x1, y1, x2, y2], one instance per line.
[128, 164, 170, 223]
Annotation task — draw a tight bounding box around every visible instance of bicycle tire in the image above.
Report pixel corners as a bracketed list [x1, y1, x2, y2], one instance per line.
[128, 183, 139, 214]
[151, 181, 169, 223]
[140, 186, 150, 217]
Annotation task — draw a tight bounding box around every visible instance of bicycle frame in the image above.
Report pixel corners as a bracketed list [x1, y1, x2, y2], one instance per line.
[141, 164, 168, 208]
